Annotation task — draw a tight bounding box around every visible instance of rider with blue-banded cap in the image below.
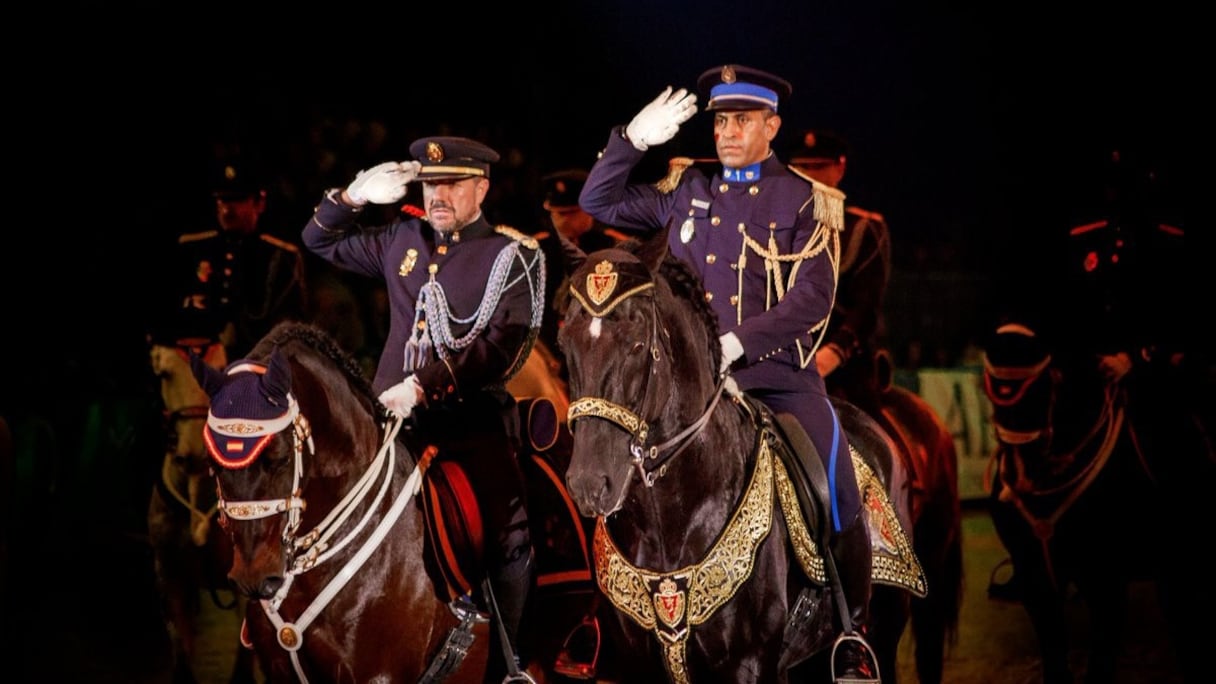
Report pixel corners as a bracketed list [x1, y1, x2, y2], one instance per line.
[579, 63, 880, 683]
[302, 135, 544, 682]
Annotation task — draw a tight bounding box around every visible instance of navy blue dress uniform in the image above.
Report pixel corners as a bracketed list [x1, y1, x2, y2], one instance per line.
[790, 129, 892, 412]
[580, 67, 860, 525]
[581, 64, 881, 680]
[302, 135, 543, 678]
[164, 160, 307, 355]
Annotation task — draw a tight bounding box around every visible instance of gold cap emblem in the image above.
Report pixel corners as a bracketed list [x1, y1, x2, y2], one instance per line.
[426, 141, 445, 162]
[587, 260, 618, 306]
[721, 65, 736, 84]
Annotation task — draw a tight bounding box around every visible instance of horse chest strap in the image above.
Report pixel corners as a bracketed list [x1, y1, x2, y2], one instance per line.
[592, 441, 775, 683]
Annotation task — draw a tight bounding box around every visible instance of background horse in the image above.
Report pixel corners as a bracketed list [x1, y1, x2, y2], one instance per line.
[983, 322, 1214, 683]
[556, 232, 926, 683]
[870, 362, 964, 684]
[148, 340, 256, 684]
[193, 321, 597, 683]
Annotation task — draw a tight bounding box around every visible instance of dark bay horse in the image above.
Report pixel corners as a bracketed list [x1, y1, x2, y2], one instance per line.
[192, 321, 594, 683]
[555, 231, 927, 683]
[148, 340, 256, 683]
[983, 322, 1214, 683]
[870, 365, 964, 684]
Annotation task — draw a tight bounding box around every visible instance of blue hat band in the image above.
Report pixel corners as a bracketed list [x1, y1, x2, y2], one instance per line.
[709, 82, 779, 110]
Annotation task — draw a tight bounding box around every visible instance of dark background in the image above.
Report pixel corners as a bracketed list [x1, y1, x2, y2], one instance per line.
[2, 3, 1208, 677]
[20, 2, 1207, 388]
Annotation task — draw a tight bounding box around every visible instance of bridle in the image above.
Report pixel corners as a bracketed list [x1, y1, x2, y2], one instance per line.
[985, 351, 1129, 589]
[565, 279, 726, 487]
[208, 364, 425, 683]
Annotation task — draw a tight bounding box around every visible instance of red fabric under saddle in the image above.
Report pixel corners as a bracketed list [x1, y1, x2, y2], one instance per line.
[420, 458, 485, 603]
[418, 397, 595, 603]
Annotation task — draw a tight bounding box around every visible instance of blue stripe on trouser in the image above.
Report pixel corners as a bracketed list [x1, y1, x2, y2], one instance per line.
[826, 396, 843, 533]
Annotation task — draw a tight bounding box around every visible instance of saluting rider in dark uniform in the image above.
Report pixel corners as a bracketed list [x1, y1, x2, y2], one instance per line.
[302, 136, 544, 682]
[167, 159, 307, 356]
[580, 64, 880, 682]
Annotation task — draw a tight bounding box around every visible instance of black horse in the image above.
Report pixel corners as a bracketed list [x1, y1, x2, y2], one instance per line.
[983, 322, 1214, 683]
[555, 229, 927, 683]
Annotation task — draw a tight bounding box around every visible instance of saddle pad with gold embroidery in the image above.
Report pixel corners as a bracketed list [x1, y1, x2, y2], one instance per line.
[774, 452, 927, 597]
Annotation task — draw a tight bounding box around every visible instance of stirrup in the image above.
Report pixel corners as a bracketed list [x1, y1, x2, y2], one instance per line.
[553, 614, 601, 680]
[831, 632, 880, 684]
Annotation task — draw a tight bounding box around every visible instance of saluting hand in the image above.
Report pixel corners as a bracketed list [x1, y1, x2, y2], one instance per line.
[345, 160, 423, 206]
[626, 86, 698, 151]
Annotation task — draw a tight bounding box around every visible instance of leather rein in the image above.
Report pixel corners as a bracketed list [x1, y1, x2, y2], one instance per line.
[213, 394, 422, 684]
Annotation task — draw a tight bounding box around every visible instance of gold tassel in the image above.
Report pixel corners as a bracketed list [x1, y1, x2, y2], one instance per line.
[811, 180, 846, 232]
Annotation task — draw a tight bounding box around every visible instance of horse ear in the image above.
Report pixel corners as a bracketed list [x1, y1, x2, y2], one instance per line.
[262, 348, 293, 401]
[636, 217, 673, 273]
[191, 352, 227, 398]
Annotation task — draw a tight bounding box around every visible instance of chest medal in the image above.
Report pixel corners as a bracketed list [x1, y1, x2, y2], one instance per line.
[680, 217, 695, 244]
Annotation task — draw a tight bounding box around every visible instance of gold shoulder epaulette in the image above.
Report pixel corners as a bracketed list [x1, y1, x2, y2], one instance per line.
[786, 166, 846, 231]
[656, 156, 696, 194]
[811, 179, 846, 232]
[846, 206, 885, 224]
[178, 229, 219, 244]
[495, 225, 539, 250]
[604, 227, 632, 243]
[259, 234, 300, 253]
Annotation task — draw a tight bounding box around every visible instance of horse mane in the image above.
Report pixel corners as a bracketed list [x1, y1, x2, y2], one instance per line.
[251, 321, 380, 408]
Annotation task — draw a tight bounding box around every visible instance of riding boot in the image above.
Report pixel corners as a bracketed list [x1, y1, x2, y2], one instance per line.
[829, 510, 880, 684]
[485, 549, 533, 683]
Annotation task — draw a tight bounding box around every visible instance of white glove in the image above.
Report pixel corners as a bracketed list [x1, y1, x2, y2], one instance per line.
[346, 160, 423, 205]
[378, 375, 424, 419]
[719, 332, 743, 374]
[625, 86, 698, 151]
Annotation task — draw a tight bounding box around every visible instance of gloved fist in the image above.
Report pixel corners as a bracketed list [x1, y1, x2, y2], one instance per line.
[625, 86, 698, 151]
[378, 375, 424, 419]
[347, 160, 423, 205]
[719, 332, 743, 374]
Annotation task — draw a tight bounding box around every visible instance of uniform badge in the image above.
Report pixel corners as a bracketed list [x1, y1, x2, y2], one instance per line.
[587, 260, 618, 306]
[653, 576, 686, 628]
[426, 142, 444, 162]
[680, 217, 696, 244]
[399, 248, 418, 276]
[721, 65, 736, 84]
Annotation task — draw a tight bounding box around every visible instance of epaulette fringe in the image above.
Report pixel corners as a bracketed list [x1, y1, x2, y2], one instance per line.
[495, 225, 539, 250]
[811, 180, 845, 232]
[656, 157, 696, 194]
[259, 234, 300, 253]
[178, 230, 219, 244]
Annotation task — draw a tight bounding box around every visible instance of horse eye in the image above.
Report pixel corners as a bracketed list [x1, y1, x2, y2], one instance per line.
[630, 342, 646, 355]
